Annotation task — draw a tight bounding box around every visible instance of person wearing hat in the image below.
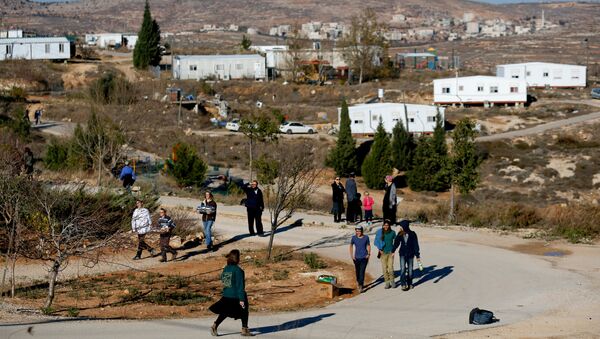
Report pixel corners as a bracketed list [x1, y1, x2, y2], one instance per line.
[382, 175, 397, 225]
[345, 173, 358, 224]
[393, 220, 421, 291]
[119, 160, 136, 192]
[349, 225, 371, 293]
[131, 199, 156, 260]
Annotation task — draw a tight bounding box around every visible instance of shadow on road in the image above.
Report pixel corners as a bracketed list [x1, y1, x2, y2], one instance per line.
[414, 265, 454, 286]
[252, 312, 335, 335]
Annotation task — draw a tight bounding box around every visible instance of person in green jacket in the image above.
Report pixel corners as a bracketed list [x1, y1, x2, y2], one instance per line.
[374, 220, 397, 289]
[209, 249, 253, 337]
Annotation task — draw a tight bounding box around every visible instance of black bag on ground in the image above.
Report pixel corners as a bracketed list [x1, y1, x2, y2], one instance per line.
[469, 308, 497, 325]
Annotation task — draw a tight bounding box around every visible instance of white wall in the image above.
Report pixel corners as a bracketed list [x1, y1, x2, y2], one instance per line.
[433, 76, 527, 105]
[496, 63, 586, 88]
[0, 38, 71, 60]
[339, 103, 443, 135]
[173, 55, 266, 80]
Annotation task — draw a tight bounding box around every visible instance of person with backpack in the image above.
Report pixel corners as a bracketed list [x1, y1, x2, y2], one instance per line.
[199, 191, 218, 251]
[374, 220, 396, 289]
[119, 161, 136, 192]
[331, 177, 345, 223]
[131, 199, 156, 260]
[209, 249, 253, 337]
[362, 191, 374, 226]
[393, 219, 421, 291]
[157, 208, 177, 262]
[349, 225, 371, 293]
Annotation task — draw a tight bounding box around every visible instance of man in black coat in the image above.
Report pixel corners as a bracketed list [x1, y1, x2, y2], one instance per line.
[345, 173, 358, 223]
[393, 219, 421, 290]
[331, 177, 345, 223]
[244, 180, 264, 236]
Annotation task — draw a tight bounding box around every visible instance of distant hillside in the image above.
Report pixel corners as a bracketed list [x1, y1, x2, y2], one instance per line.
[0, 0, 597, 35]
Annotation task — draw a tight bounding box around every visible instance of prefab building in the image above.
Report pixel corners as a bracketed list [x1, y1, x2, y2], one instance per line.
[172, 54, 266, 80]
[433, 75, 527, 106]
[0, 37, 72, 61]
[85, 33, 138, 49]
[340, 103, 444, 136]
[496, 62, 586, 88]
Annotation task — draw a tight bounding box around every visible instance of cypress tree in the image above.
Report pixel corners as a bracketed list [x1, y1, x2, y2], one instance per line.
[450, 118, 481, 194]
[133, 1, 161, 69]
[361, 119, 392, 189]
[407, 135, 450, 192]
[391, 120, 414, 171]
[326, 99, 357, 176]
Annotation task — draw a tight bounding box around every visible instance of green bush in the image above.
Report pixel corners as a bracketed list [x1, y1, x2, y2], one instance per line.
[303, 252, 327, 270]
[67, 307, 80, 317]
[89, 71, 137, 105]
[44, 138, 72, 170]
[168, 142, 207, 188]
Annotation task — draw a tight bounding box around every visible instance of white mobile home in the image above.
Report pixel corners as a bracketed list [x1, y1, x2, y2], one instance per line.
[172, 54, 266, 80]
[340, 103, 444, 136]
[433, 75, 527, 106]
[85, 33, 138, 49]
[0, 37, 71, 61]
[496, 62, 586, 88]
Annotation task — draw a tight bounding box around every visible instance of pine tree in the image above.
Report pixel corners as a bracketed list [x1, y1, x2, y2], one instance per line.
[168, 143, 207, 188]
[361, 119, 392, 189]
[407, 135, 450, 192]
[326, 99, 357, 176]
[391, 120, 414, 171]
[450, 118, 481, 194]
[133, 1, 161, 69]
[431, 110, 447, 156]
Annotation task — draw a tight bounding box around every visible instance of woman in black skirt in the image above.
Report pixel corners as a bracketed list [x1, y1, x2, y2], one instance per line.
[209, 249, 253, 336]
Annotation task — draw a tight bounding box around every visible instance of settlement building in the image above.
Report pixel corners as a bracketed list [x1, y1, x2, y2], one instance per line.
[496, 62, 586, 88]
[433, 75, 527, 106]
[172, 54, 266, 80]
[0, 37, 72, 61]
[85, 33, 138, 49]
[341, 103, 444, 136]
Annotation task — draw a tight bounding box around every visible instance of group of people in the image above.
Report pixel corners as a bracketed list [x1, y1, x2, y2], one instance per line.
[350, 219, 421, 292]
[24, 108, 43, 125]
[332, 174, 397, 225]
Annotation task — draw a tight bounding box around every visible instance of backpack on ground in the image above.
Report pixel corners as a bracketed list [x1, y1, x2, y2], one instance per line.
[469, 308, 497, 325]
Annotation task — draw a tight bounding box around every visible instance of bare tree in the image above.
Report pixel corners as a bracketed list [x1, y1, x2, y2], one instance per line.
[72, 111, 127, 186]
[239, 115, 279, 181]
[255, 143, 321, 259]
[338, 8, 387, 84]
[21, 186, 126, 309]
[284, 28, 310, 83]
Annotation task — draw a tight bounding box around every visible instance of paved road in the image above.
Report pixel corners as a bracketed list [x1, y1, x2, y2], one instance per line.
[476, 109, 600, 142]
[1, 196, 593, 339]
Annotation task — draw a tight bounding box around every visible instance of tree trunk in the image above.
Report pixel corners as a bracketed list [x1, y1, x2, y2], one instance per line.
[249, 138, 254, 181]
[266, 221, 276, 260]
[449, 184, 456, 224]
[44, 260, 61, 309]
[359, 66, 364, 85]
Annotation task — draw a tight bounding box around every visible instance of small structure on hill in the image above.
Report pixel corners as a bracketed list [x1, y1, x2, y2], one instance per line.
[496, 62, 586, 88]
[0, 37, 73, 61]
[433, 75, 527, 107]
[172, 54, 266, 81]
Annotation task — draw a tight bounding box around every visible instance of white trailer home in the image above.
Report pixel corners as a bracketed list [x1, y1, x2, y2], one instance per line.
[340, 103, 444, 136]
[496, 62, 586, 88]
[0, 37, 72, 61]
[433, 75, 527, 106]
[85, 33, 138, 49]
[172, 54, 266, 81]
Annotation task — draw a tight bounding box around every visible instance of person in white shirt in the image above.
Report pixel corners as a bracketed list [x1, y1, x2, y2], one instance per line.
[131, 199, 156, 260]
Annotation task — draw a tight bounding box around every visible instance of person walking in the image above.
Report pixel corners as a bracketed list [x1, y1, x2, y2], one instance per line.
[34, 109, 41, 125]
[209, 249, 253, 337]
[157, 208, 177, 262]
[374, 220, 396, 289]
[119, 161, 136, 192]
[243, 180, 264, 236]
[200, 191, 218, 250]
[23, 147, 34, 179]
[349, 225, 371, 293]
[362, 191, 374, 226]
[131, 199, 156, 260]
[345, 173, 358, 223]
[331, 177, 345, 223]
[393, 220, 421, 291]
[382, 175, 397, 225]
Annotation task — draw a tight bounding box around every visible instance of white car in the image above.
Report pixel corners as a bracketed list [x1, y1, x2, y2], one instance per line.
[225, 119, 240, 132]
[279, 122, 316, 134]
